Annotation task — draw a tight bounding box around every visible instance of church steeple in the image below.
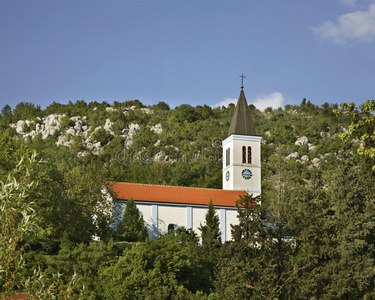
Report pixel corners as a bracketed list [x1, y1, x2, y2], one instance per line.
[227, 89, 256, 137]
[222, 82, 262, 196]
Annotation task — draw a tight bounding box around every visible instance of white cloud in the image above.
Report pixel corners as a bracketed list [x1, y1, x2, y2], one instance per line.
[251, 92, 284, 111]
[212, 98, 237, 108]
[313, 4, 375, 44]
[213, 92, 284, 111]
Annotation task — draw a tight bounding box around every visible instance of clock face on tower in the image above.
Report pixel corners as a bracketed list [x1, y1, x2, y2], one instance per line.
[242, 169, 252, 180]
[225, 171, 230, 181]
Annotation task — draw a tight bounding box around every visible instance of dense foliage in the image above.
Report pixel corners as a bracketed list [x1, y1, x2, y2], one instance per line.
[1, 97, 374, 298]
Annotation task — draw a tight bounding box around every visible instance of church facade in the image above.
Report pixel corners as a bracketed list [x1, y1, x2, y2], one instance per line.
[111, 87, 261, 242]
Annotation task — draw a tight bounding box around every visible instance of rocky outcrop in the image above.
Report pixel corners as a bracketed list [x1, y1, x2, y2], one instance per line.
[10, 114, 152, 155]
[124, 123, 141, 148]
[286, 152, 300, 160]
[11, 114, 64, 140]
[295, 136, 308, 146]
[150, 123, 162, 134]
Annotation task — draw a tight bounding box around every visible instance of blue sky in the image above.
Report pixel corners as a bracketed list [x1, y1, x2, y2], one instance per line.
[1, 0, 375, 111]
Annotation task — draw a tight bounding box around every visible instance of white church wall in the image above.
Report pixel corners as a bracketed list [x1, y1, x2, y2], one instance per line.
[192, 207, 207, 233]
[137, 203, 152, 223]
[158, 205, 186, 234]
[226, 209, 238, 241]
[123, 200, 240, 242]
[136, 203, 153, 235]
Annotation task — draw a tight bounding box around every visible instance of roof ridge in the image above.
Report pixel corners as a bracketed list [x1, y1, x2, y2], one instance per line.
[117, 182, 243, 192]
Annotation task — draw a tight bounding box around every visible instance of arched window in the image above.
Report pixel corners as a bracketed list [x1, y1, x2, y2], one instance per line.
[248, 146, 252, 164]
[242, 146, 246, 163]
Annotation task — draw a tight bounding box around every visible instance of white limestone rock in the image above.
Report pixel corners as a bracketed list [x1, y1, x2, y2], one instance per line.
[154, 139, 162, 147]
[308, 143, 316, 151]
[141, 108, 152, 114]
[309, 157, 321, 169]
[74, 121, 82, 133]
[57, 135, 69, 147]
[44, 114, 62, 127]
[128, 123, 140, 135]
[295, 136, 308, 146]
[154, 151, 166, 162]
[70, 116, 81, 122]
[78, 151, 89, 158]
[286, 152, 300, 160]
[92, 142, 103, 155]
[16, 120, 26, 134]
[86, 142, 94, 151]
[301, 155, 309, 162]
[39, 114, 63, 139]
[124, 123, 140, 148]
[66, 128, 76, 135]
[320, 131, 330, 138]
[150, 123, 162, 134]
[124, 139, 133, 149]
[103, 119, 114, 135]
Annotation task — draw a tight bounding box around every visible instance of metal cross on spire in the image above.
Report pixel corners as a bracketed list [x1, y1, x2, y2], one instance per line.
[239, 73, 246, 89]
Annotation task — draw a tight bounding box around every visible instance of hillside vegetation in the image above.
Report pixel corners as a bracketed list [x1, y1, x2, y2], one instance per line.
[1, 97, 375, 299]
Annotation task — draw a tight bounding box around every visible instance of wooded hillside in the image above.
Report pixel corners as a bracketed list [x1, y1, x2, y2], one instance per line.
[1, 98, 374, 299]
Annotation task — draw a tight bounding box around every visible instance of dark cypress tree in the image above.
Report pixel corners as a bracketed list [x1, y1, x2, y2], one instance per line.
[199, 199, 221, 252]
[116, 198, 148, 242]
[231, 194, 266, 250]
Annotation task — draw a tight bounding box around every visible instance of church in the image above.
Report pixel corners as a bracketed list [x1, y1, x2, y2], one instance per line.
[111, 85, 262, 242]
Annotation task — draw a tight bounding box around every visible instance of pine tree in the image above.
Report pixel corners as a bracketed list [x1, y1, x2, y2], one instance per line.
[231, 194, 266, 250]
[199, 199, 221, 252]
[116, 198, 148, 242]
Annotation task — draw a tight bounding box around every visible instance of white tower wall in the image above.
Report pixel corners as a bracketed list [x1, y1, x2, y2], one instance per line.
[222, 134, 261, 196]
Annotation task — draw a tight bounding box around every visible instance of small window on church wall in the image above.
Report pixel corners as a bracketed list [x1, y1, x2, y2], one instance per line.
[168, 223, 176, 232]
[248, 146, 252, 164]
[242, 146, 246, 163]
[226, 148, 230, 166]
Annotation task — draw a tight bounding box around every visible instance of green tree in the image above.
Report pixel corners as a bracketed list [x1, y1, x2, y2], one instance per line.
[293, 156, 375, 299]
[60, 163, 112, 242]
[91, 127, 113, 145]
[98, 227, 210, 299]
[0, 153, 81, 299]
[199, 200, 221, 255]
[1, 104, 12, 118]
[337, 100, 375, 169]
[231, 195, 266, 248]
[323, 156, 375, 299]
[116, 198, 148, 242]
[172, 104, 199, 123]
[215, 195, 271, 299]
[12, 102, 42, 121]
[0, 154, 40, 297]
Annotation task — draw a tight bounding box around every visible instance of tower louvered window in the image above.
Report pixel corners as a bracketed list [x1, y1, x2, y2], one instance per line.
[242, 146, 252, 164]
[226, 148, 230, 166]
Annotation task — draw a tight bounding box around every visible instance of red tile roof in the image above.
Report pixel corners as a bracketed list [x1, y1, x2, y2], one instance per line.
[110, 182, 248, 207]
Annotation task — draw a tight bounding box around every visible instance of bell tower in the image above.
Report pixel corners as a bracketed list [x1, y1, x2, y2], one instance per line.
[222, 82, 261, 196]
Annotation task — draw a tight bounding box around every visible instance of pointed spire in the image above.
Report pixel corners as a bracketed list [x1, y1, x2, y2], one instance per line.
[227, 89, 256, 137]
